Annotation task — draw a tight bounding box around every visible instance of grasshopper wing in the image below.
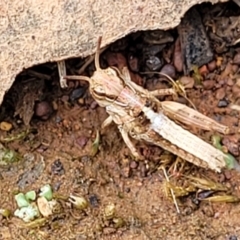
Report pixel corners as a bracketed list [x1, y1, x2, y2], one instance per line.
[161, 101, 229, 134]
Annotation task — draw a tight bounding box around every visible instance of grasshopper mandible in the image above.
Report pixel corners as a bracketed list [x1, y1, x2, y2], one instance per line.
[65, 37, 239, 172]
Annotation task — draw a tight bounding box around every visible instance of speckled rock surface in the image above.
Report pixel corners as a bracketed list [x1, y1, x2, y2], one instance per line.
[0, 0, 228, 105]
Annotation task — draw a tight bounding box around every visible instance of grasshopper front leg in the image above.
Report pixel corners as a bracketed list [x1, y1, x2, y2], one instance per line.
[118, 125, 142, 159]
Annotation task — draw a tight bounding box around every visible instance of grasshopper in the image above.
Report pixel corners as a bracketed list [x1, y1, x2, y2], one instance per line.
[65, 37, 239, 172]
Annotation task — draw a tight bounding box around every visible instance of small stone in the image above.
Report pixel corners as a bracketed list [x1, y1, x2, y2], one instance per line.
[146, 56, 162, 71]
[216, 57, 223, 67]
[226, 77, 234, 86]
[105, 52, 127, 69]
[37, 197, 53, 217]
[62, 119, 70, 128]
[130, 161, 138, 169]
[70, 87, 86, 101]
[199, 65, 209, 76]
[76, 136, 89, 148]
[34, 101, 53, 120]
[215, 88, 226, 100]
[61, 95, 69, 102]
[90, 101, 98, 109]
[222, 136, 239, 156]
[103, 227, 117, 235]
[179, 76, 195, 89]
[78, 98, 85, 105]
[0, 121, 12, 131]
[51, 159, 65, 175]
[224, 170, 232, 180]
[218, 99, 229, 108]
[73, 123, 80, 131]
[160, 64, 176, 79]
[88, 194, 99, 207]
[207, 60, 217, 72]
[202, 80, 215, 90]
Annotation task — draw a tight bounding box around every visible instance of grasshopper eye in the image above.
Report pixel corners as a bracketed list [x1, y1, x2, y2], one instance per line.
[93, 86, 107, 97]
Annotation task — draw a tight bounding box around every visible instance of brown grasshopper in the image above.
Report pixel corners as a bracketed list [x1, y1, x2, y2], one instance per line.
[65, 37, 239, 172]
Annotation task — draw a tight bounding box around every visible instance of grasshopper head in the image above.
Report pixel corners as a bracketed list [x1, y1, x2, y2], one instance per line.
[90, 67, 125, 107]
[88, 37, 126, 107]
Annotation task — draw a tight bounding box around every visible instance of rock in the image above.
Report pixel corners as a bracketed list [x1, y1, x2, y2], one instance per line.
[202, 80, 215, 90]
[207, 60, 217, 72]
[34, 101, 53, 120]
[218, 99, 229, 107]
[222, 136, 239, 156]
[0, 121, 13, 131]
[215, 88, 226, 100]
[160, 64, 176, 79]
[0, 0, 228, 106]
[179, 76, 195, 89]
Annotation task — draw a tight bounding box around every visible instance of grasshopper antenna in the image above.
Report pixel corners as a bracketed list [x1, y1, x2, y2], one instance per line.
[95, 37, 102, 70]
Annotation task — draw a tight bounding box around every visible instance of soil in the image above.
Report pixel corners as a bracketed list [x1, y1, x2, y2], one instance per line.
[1, 2, 240, 240]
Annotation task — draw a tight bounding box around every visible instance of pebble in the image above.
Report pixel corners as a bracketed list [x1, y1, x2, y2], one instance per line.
[76, 136, 89, 148]
[88, 194, 99, 207]
[90, 101, 98, 109]
[78, 98, 85, 105]
[0, 121, 12, 131]
[103, 227, 116, 235]
[199, 65, 209, 76]
[70, 87, 86, 101]
[160, 64, 176, 79]
[130, 161, 138, 169]
[202, 80, 215, 90]
[61, 95, 69, 102]
[207, 60, 217, 72]
[62, 119, 70, 128]
[215, 88, 226, 100]
[224, 170, 232, 180]
[37, 197, 52, 217]
[216, 56, 223, 67]
[146, 56, 162, 71]
[51, 159, 65, 175]
[226, 77, 234, 86]
[34, 101, 53, 120]
[105, 52, 127, 69]
[218, 99, 229, 108]
[179, 76, 195, 89]
[222, 136, 239, 156]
